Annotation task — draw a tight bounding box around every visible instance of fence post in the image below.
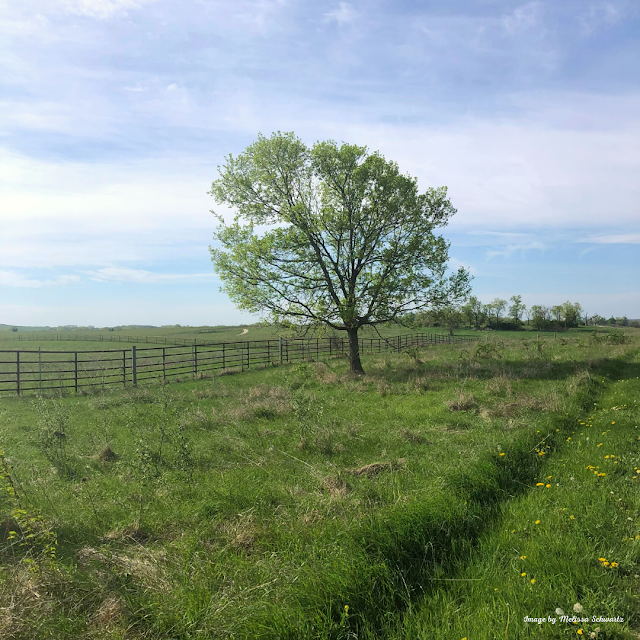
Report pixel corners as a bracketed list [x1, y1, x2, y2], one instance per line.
[132, 346, 137, 386]
[162, 348, 166, 382]
[193, 343, 198, 379]
[16, 351, 20, 396]
[123, 350, 126, 387]
[279, 338, 283, 365]
[39, 347, 42, 393]
[222, 343, 226, 370]
[247, 341, 250, 368]
[74, 352, 78, 393]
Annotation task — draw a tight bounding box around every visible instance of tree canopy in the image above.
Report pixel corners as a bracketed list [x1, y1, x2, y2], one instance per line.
[209, 132, 471, 374]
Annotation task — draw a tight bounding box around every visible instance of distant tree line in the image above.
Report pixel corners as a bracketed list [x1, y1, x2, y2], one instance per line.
[403, 296, 638, 334]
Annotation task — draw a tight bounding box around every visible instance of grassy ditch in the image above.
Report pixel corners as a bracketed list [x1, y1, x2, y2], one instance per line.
[385, 352, 640, 639]
[0, 334, 638, 639]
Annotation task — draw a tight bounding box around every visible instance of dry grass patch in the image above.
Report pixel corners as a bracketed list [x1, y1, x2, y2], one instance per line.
[408, 376, 431, 394]
[347, 459, 406, 477]
[399, 428, 432, 445]
[221, 385, 292, 422]
[89, 594, 127, 632]
[221, 513, 258, 553]
[97, 444, 117, 463]
[446, 391, 478, 412]
[312, 362, 339, 384]
[322, 475, 352, 499]
[484, 375, 514, 397]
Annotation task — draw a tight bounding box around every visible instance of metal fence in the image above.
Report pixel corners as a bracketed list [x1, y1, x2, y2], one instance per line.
[0, 332, 475, 397]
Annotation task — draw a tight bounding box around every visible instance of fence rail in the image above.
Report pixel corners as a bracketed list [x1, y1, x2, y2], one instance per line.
[0, 333, 475, 397]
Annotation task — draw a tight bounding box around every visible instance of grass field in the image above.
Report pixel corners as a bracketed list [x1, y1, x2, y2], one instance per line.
[0, 323, 449, 349]
[1, 328, 639, 639]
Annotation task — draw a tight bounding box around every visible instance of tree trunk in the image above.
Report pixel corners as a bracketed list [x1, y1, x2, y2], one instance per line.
[347, 327, 365, 375]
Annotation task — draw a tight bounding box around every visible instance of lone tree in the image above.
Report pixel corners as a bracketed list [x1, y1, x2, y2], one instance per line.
[209, 132, 471, 374]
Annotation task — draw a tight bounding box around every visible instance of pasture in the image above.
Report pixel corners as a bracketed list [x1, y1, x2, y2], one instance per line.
[1, 329, 639, 639]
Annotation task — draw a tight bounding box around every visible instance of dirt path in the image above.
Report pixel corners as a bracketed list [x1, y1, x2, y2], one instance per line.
[237, 328, 249, 336]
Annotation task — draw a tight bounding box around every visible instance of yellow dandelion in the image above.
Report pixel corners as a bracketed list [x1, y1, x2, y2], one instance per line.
[520, 555, 526, 560]
[500, 452, 505, 456]
[578, 630, 583, 635]
[535, 520, 541, 524]
[530, 578, 535, 584]
[611, 562, 618, 567]
[598, 557, 607, 562]
[521, 572, 527, 576]
[612, 421, 615, 424]
[603, 561, 610, 566]
[546, 484, 551, 488]
[536, 482, 544, 486]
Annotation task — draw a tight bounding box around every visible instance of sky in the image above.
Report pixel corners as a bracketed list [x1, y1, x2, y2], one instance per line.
[1, 0, 639, 327]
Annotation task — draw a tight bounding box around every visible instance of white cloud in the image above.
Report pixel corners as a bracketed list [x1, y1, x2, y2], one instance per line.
[324, 2, 356, 26]
[0, 271, 80, 288]
[580, 1, 628, 34]
[502, 2, 541, 34]
[61, 0, 157, 19]
[486, 242, 546, 259]
[578, 233, 640, 244]
[124, 82, 146, 92]
[83, 267, 218, 284]
[166, 83, 178, 92]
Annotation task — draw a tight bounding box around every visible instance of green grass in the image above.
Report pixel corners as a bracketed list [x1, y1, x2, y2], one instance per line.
[1, 332, 639, 639]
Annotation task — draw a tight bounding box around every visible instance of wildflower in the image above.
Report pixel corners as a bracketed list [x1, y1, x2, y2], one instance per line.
[612, 421, 615, 424]
[530, 578, 535, 584]
[546, 484, 551, 488]
[598, 557, 607, 562]
[500, 452, 505, 456]
[344, 605, 349, 616]
[535, 520, 540, 524]
[556, 608, 564, 616]
[548, 476, 552, 479]
[603, 561, 610, 566]
[578, 630, 583, 635]
[520, 555, 526, 560]
[611, 562, 618, 567]
[538, 451, 545, 456]
[570, 515, 575, 520]
[521, 572, 526, 576]
[536, 482, 544, 487]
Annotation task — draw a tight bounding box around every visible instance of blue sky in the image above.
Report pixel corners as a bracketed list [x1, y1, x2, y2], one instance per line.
[1, 0, 639, 326]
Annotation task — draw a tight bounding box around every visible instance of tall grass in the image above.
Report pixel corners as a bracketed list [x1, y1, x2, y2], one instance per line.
[0, 334, 638, 639]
